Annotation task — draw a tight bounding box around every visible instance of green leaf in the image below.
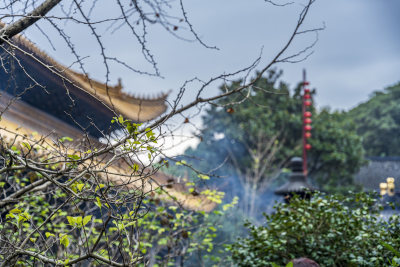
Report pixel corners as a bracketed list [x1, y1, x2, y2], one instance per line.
[76, 183, 85, 192]
[76, 216, 82, 226]
[132, 163, 139, 172]
[59, 136, 73, 142]
[198, 174, 210, 180]
[175, 160, 187, 166]
[380, 241, 400, 257]
[67, 154, 81, 160]
[118, 115, 124, 124]
[9, 208, 22, 214]
[60, 234, 70, 247]
[67, 216, 76, 226]
[95, 197, 102, 210]
[126, 123, 134, 135]
[158, 238, 168, 245]
[21, 142, 31, 150]
[45, 232, 55, 238]
[95, 184, 105, 192]
[83, 215, 92, 226]
[17, 211, 31, 226]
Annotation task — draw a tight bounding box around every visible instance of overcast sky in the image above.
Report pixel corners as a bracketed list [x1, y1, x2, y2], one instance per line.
[157, 0, 400, 111]
[26, 0, 400, 112]
[20, 0, 400, 154]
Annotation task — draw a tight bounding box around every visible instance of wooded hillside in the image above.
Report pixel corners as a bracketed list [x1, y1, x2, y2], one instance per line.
[347, 82, 400, 156]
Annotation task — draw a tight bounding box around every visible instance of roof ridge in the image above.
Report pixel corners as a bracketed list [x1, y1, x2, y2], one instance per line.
[0, 20, 169, 104]
[0, 20, 169, 121]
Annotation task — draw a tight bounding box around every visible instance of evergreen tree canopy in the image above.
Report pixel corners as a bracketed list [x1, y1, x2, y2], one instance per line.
[185, 71, 365, 215]
[310, 109, 365, 192]
[347, 82, 400, 156]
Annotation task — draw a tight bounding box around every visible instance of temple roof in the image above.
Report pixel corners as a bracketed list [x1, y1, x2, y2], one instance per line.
[0, 24, 215, 212]
[68, 70, 169, 122]
[354, 158, 400, 191]
[0, 29, 168, 137]
[0, 91, 90, 142]
[0, 93, 215, 212]
[11, 33, 169, 122]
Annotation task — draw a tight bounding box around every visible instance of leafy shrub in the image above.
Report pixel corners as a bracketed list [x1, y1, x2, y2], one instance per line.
[228, 192, 400, 266]
[0, 130, 236, 266]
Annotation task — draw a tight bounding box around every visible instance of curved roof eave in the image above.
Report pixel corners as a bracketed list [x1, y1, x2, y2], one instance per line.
[9, 32, 169, 122]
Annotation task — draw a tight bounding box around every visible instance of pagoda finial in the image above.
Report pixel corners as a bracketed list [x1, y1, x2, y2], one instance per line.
[115, 78, 123, 93]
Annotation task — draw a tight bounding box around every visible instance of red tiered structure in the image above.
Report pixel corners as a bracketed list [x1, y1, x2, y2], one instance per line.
[302, 69, 312, 176]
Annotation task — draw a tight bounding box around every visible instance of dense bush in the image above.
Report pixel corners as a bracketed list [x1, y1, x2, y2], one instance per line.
[228, 192, 400, 267]
[0, 132, 237, 266]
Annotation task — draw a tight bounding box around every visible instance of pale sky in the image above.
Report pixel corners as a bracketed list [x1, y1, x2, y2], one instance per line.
[20, 0, 400, 154]
[24, 0, 400, 112]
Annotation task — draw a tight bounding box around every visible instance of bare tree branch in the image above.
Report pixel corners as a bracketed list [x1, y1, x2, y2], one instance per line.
[0, 0, 61, 44]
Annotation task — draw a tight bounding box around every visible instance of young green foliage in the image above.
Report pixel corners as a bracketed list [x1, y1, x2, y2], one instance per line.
[228, 192, 400, 267]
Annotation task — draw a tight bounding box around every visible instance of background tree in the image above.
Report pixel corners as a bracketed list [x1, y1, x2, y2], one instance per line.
[346, 82, 400, 157]
[309, 109, 365, 193]
[185, 70, 365, 217]
[185, 70, 303, 217]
